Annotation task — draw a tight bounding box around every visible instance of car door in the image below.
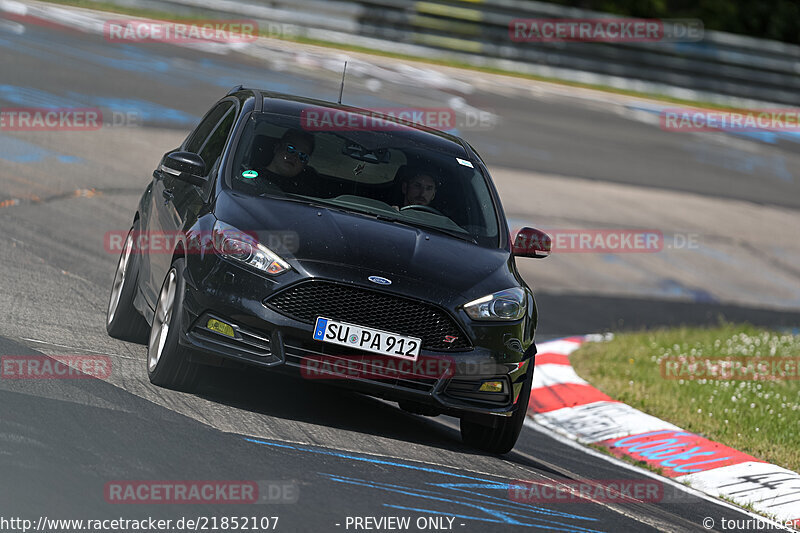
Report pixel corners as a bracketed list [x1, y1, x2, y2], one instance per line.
[144, 100, 236, 308]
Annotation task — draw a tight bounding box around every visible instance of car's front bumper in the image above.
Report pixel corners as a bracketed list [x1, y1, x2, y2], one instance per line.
[177, 258, 535, 422]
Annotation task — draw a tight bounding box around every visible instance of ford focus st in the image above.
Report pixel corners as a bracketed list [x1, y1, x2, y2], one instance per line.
[106, 87, 551, 454]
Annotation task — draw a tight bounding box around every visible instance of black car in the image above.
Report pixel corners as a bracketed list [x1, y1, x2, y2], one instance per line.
[106, 87, 551, 454]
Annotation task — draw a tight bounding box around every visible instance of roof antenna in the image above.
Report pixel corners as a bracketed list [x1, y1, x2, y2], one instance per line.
[337, 61, 348, 105]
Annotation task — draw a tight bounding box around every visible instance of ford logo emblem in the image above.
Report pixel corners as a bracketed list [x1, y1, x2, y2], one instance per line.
[368, 276, 392, 285]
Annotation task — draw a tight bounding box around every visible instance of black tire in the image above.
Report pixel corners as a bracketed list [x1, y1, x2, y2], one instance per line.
[459, 367, 533, 454]
[106, 225, 149, 342]
[146, 258, 200, 392]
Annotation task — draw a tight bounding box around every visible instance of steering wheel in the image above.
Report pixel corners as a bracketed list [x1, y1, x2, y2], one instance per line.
[400, 204, 444, 216]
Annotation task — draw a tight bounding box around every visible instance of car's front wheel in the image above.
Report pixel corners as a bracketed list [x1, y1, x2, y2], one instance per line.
[147, 258, 200, 391]
[459, 368, 532, 454]
[106, 225, 149, 342]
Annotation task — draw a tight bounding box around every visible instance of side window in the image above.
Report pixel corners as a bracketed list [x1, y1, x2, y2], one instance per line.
[198, 109, 236, 174]
[185, 102, 234, 154]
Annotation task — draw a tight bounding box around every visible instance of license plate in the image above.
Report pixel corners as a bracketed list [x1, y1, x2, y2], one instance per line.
[312, 317, 421, 360]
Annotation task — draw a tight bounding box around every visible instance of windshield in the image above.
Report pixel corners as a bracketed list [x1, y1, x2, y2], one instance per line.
[226, 111, 501, 247]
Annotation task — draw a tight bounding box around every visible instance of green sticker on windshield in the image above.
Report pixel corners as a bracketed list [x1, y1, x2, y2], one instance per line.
[242, 170, 258, 179]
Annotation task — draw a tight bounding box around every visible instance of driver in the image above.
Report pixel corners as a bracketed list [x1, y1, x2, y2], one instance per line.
[396, 168, 437, 208]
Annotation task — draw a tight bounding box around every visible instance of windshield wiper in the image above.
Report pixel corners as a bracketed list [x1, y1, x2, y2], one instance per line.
[259, 193, 478, 244]
[259, 192, 332, 209]
[422, 226, 478, 245]
[375, 215, 477, 244]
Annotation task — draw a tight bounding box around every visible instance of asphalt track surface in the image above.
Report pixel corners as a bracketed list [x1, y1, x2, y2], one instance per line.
[1, 8, 798, 533]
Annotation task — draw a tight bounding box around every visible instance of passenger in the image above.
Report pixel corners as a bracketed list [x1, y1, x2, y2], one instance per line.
[240, 129, 318, 196]
[265, 129, 315, 179]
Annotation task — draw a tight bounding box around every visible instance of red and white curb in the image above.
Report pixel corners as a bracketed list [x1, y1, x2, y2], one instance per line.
[527, 335, 800, 527]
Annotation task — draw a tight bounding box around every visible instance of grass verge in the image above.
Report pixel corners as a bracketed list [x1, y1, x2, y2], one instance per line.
[570, 324, 800, 473]
[38, 0, 747, 111]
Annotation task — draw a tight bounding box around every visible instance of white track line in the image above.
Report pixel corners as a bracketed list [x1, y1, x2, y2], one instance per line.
[19, 337, 138, 359]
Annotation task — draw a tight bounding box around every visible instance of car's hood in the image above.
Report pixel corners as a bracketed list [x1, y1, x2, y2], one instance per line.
[215, 192, 518, 304]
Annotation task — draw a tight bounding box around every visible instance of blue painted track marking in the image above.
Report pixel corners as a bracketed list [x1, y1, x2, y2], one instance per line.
[0, 133, 83, 163]
[245, 437, 605, 531]
[0, 85, 200, 128]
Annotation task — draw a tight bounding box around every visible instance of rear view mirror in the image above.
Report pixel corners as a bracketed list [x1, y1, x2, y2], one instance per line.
[512, 227, 551, 259]
[342, 142, 390, 163]
[161, 152, 207, 186]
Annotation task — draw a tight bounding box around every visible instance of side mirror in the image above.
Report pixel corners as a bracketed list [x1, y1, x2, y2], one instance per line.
[161, 152, 206, 186]
[511, 227, 551, 259]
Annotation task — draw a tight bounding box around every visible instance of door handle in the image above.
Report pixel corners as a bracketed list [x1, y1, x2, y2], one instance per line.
[162, 188, 174, 204]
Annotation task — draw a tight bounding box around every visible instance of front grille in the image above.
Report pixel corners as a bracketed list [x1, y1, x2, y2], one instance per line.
[265, 281, 472, 351]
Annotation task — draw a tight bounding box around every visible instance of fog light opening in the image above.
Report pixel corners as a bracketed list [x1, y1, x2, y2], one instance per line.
[478, 380, 504, 393]
[207, 318, 235, 338]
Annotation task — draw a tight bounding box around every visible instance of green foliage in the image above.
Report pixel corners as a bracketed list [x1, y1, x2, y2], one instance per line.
[570, 325, 800, 472]
[546, 0, 800, 43]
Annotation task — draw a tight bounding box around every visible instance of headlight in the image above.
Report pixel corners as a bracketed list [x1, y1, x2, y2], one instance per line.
[212, 220, 290, 275]
[463, 288, 526, 321]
